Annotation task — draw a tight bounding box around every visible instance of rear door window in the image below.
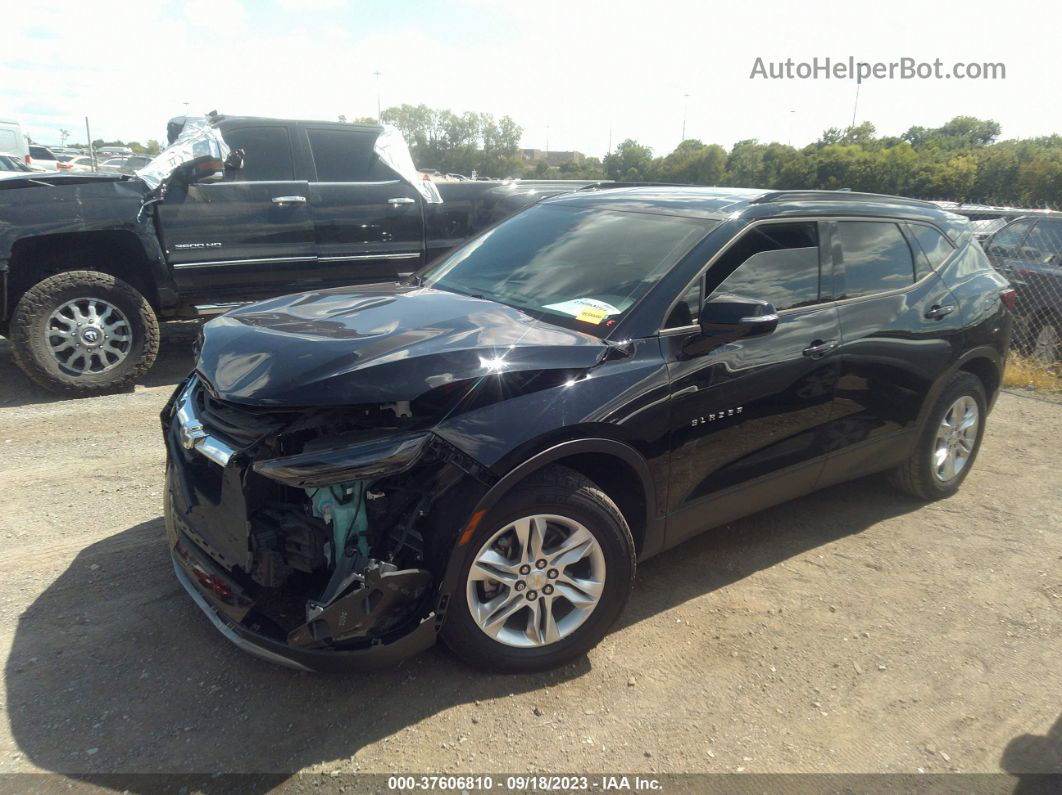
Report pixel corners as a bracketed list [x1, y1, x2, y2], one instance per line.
[834, 221, 916, 298]
[222, 126, 295, 181]
[307, 128, 386, 182]
[985, 219, 1034, 260]
[1019, 219, 1062, 266]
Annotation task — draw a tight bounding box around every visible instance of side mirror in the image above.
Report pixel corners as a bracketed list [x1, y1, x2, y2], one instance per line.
[684, 293, 778, 357]
[171, 154, 225, 185]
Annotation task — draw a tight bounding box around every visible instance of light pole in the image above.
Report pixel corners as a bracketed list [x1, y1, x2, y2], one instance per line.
[373, 71, 382, 122]
[788, 109, 796, 146]
[681, 93, 689, 142]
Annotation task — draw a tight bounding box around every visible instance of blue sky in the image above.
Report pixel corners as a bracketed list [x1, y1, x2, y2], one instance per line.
[4, 0, 1060, 158]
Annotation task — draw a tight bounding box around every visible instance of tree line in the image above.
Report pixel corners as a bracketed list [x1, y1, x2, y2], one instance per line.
[375, 107, 1059, 208]
[582, 116, 1060, 208]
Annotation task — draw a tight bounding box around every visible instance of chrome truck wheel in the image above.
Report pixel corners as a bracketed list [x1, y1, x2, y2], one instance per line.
[47, 297, 132, 374]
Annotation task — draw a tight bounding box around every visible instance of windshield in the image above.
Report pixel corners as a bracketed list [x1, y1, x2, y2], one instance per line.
[423, 204, 712, 336]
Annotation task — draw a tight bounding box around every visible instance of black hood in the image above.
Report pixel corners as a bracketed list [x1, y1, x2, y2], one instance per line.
[0, 172, 137, 191]
[196, 285, 608, 406]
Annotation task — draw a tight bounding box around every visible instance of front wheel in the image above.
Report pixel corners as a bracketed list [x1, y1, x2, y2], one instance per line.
[10, 270, 159, 396]
[442, 466, 636, 673]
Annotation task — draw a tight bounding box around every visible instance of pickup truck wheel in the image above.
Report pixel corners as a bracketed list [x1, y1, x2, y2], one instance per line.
[441, 465, 635, 673]
[10, 271, 159, 396]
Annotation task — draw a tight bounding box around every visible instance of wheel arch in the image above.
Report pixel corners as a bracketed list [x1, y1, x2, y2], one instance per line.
[5, 230, 165, 319]
[955, 348, 1003, 412]
[435, 437, 662, 616]
[475, 438, 657, 557]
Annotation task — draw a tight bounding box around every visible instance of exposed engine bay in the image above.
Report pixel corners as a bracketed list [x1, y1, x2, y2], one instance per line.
[164, 375, 496, 655]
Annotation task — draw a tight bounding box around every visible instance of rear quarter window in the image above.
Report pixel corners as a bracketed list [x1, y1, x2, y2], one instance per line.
[909, 224, 955, 272]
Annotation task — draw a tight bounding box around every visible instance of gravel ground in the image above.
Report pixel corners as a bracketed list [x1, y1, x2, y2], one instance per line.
[0, 324, 1059, 781]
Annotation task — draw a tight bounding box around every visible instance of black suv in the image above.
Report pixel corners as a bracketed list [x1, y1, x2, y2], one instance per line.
[163, 187, 1013, 673]
[982, 214, 1062, 363]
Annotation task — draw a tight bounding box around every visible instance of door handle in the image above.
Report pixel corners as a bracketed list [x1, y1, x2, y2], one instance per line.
[271, 195, 307, 205]
[388, 197, 416, 206]
[802, 339, 838, 358]
[924, 304, 955, 320]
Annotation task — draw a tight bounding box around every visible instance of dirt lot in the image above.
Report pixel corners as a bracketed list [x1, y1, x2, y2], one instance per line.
[0, 324, 1059, 781]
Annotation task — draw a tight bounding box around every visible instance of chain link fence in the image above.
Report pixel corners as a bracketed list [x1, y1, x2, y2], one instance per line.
[943, 205, 1062, 392]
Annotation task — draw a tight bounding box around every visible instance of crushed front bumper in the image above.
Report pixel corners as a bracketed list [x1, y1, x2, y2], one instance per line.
[167, 505, 440, 673]
[162, 376, 442, 672]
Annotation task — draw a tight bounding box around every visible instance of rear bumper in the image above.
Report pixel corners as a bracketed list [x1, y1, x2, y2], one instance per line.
[170, 529, 439, 672]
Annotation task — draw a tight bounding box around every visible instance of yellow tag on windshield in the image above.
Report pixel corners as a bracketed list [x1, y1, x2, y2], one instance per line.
[576, 307, 609, 324]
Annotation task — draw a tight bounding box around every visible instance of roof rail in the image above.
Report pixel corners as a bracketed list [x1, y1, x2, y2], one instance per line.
[752, 190, 941, 209]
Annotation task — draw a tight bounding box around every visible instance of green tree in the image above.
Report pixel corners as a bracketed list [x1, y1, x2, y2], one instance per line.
[604, 140, 654, 181]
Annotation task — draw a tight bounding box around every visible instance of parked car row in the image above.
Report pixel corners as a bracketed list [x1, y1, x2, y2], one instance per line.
[0, 114, 605, 394]
[981, 213, 1062, 363]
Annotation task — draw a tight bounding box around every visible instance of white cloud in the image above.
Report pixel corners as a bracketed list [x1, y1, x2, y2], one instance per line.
[3, 0, 1059, 157]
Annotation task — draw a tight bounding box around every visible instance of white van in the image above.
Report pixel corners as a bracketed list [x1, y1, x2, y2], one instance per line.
[0, 118, 29, 165]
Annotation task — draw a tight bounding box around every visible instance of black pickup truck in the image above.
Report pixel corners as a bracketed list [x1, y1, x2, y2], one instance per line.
[0, 115, 592, 395]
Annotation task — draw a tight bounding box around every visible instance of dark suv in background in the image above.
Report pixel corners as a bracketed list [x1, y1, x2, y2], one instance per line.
[982, 214, 1062, 362]
[163, 187, 1013, 673]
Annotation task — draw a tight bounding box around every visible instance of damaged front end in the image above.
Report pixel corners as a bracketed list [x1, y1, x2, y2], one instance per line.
[162, 375, 493, 671]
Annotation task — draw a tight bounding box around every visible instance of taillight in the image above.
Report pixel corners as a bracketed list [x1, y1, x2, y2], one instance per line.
[57, 162, 72, 170]
[24, 154, 31, 165]
[1001, 288, 1017, 312]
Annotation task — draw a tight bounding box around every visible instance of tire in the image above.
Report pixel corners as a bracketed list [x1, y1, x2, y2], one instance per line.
[888, 371, 987, 501]
[442, 465, 636, 673]
[10, 270, 159, 396]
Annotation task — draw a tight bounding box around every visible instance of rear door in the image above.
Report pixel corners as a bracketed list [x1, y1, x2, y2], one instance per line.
[157, 123, 316, 305]
[662, 220, 842, 546]
[303, 125, 424, 284]
[818, 219, 964, 484]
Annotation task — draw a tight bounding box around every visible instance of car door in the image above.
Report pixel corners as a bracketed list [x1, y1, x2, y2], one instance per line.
[157, 122, 314, 305]
[303, 125, 425, 285]
[156, 123, 316, 305]
[816, 219, 965, 487]
[662, 220, 842, 547]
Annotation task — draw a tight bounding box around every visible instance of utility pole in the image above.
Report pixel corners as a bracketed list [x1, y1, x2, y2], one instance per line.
[84, 116, 96, 171]
[373, 71, 382, 122]
[681, 93, 689, 142]
[850, 82, 860, 128]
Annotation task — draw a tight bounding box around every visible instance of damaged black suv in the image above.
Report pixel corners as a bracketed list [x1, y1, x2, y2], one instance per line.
[163, 187, 1013, 672]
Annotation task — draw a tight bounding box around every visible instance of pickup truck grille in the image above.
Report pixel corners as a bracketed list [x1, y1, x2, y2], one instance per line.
[194, 381, 295, 449]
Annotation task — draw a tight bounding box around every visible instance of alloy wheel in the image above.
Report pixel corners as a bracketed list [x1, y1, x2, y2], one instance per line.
[46, 297, 132, 374]
[465, 514, 607, 648]
[932, 395, 979, 482]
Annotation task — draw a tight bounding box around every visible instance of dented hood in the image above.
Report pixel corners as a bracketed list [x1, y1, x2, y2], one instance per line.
[196, 285, 607, 406]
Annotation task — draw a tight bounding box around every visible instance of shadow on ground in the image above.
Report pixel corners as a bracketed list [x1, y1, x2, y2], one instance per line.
[0, 321, 201, 408]
[1001, 713, 1062, 782]
[6, 475, 928, 786]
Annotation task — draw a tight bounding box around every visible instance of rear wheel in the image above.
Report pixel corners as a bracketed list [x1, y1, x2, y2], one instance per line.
[888, 371, 986, 500]
[442, 466, 635, 673]
[10, 270, 159, 396]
